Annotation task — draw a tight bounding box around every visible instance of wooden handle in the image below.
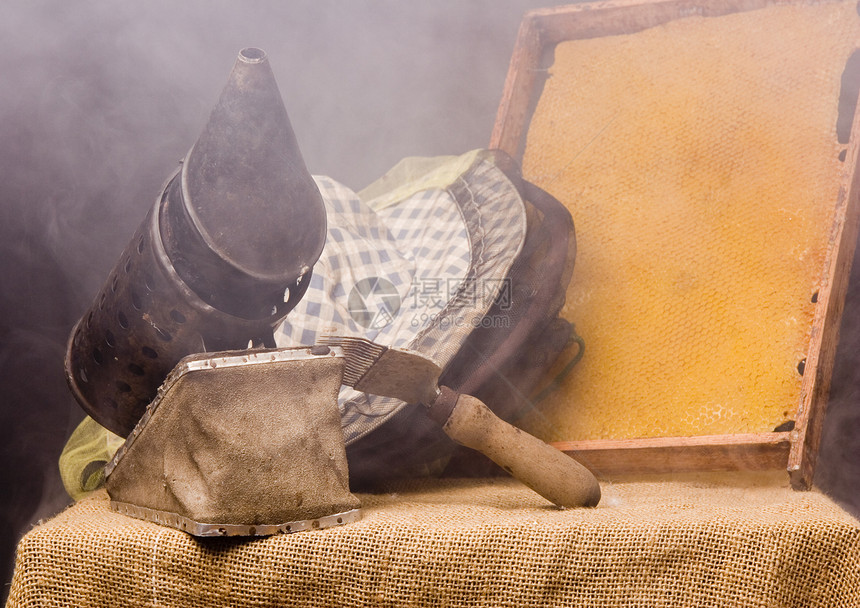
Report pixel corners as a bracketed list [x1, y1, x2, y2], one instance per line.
[433, 389, 600, 508]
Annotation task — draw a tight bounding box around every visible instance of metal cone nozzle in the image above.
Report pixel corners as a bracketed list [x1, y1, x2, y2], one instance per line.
[161, 46, 327, 319]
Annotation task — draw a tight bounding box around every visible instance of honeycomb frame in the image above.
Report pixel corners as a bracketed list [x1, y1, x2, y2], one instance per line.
[491, 0, 860, 488]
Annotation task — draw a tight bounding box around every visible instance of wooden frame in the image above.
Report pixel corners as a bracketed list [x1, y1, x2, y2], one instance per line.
[490, 0, 860, 489]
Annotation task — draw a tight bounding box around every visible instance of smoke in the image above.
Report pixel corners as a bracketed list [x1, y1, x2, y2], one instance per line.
[3, 0, 860, 600]
[0, 0, 551, 598]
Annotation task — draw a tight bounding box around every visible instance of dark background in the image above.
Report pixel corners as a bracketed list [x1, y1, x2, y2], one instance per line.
[1, 0, 858, 601]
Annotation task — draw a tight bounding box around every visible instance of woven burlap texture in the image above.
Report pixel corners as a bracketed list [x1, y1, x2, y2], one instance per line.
[7, 476, 859, 608]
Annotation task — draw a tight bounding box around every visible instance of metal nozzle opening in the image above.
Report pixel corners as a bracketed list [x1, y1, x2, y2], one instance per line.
[240, 47, 267, 63]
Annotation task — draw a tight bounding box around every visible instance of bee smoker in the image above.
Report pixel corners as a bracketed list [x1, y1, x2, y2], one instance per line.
[65, 47, 327, 438]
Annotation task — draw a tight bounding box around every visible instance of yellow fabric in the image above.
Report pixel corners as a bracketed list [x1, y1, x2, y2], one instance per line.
[57, 416, 123, 501]
[8, 475, 860, 607]
[358, 149, 483, 210]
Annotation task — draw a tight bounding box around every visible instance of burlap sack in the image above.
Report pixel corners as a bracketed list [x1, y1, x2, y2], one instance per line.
[8, 474, 859, 607]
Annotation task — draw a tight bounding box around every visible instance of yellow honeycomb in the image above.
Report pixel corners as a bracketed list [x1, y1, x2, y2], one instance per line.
[519, 1, 860, 441]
